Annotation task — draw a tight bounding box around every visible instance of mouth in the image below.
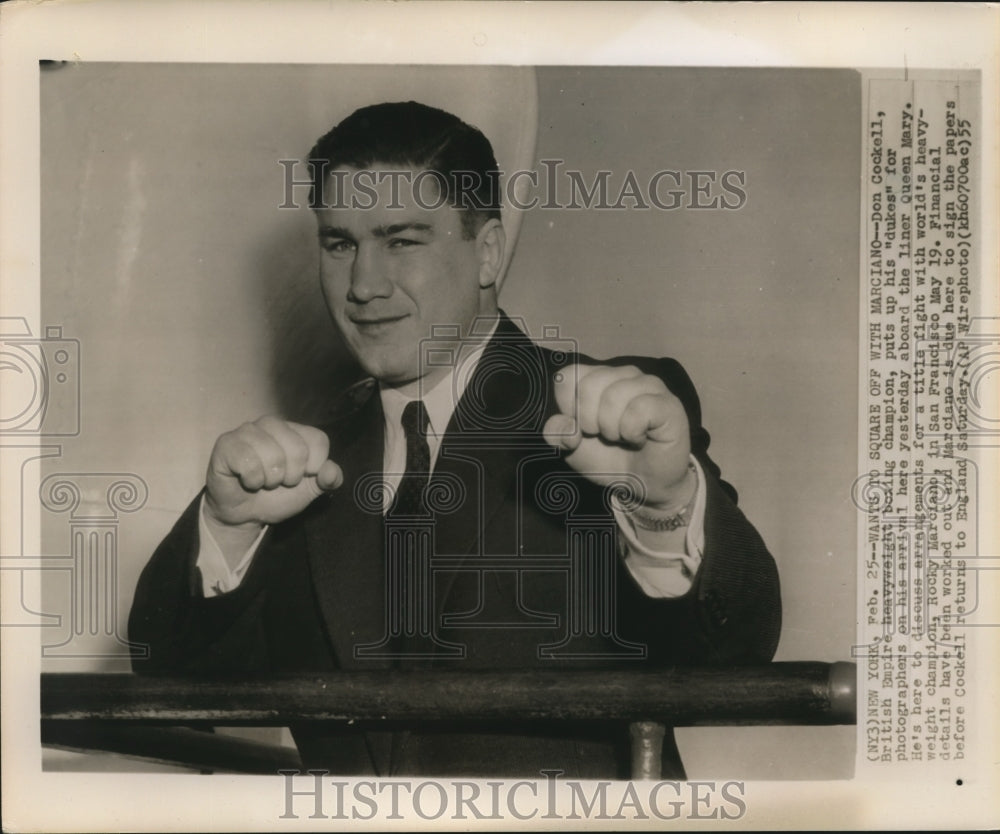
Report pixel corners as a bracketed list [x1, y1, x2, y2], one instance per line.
[348, 313, 409, 332]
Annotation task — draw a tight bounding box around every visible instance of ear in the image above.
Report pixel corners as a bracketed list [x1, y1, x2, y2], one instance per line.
[475, 219, 506, 290]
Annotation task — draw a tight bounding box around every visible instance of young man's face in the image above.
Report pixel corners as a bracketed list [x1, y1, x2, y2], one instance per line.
[316, 166, 497, 391]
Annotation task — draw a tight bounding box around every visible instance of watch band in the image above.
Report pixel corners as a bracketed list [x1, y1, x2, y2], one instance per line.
[629, 462, 698, 531]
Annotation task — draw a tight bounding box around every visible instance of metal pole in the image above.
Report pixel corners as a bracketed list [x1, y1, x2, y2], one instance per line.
[629, 720, 665, 780]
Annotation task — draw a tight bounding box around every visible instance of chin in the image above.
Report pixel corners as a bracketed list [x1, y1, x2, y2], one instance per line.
[358, 355, 417, 387]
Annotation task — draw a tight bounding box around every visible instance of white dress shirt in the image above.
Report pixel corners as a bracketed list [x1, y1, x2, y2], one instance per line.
[196, 330, 707, 598]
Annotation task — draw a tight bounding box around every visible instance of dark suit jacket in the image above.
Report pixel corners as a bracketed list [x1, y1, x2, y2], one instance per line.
[129, 313, 780, 778]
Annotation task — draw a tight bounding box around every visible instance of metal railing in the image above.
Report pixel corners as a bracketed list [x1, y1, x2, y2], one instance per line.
[41, 661, 856, 778]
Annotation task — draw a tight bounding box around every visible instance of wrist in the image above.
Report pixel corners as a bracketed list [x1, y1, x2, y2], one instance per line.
[203, 492, 262, 534]
[204, 510, 264, 540]
[644, 461, 697, 512]
[630, 462, 698, 532]
[202, 495, 264, 571]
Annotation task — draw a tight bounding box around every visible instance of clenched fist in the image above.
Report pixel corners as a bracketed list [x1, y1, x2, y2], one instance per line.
[204, 416, 343, 531]
[542, 363, 694, 509]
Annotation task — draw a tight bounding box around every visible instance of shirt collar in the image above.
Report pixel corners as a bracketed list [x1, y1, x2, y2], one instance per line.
[379, 316, 499, 438]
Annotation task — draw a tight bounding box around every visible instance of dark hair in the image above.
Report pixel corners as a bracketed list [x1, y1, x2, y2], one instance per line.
[308, 101, 502, 238]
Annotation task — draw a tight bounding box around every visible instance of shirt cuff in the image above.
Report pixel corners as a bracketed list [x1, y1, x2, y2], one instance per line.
[196, 495, 268, 597]
[612, 456, 707, 598]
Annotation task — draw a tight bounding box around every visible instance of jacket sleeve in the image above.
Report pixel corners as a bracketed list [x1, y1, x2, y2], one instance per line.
[127, 493, 274, 674]
[616, 356, 782, 665]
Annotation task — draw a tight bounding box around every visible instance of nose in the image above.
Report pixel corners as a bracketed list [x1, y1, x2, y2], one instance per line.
[347, 244, 392, 303]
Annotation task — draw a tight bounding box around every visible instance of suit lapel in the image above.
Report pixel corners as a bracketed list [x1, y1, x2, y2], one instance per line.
[426, 315, 562, 638]
[303, 386, 392, 670]
[304, 316, 564, 670]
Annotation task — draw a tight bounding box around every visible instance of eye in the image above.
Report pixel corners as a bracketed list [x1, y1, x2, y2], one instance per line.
[321, 238, 355, 255]
[388, 237, 421, 249]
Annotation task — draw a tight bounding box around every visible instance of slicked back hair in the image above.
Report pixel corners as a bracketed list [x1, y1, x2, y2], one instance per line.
[308, 101, 502, 239]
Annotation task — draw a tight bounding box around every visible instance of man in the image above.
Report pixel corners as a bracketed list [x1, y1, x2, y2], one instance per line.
[129, 101, 780, 778]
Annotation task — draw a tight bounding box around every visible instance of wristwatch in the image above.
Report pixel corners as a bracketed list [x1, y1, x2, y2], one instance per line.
[629, 462, 698, 532]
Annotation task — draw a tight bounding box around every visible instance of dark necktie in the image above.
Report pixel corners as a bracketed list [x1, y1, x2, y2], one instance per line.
[389, 399, 431, 517]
